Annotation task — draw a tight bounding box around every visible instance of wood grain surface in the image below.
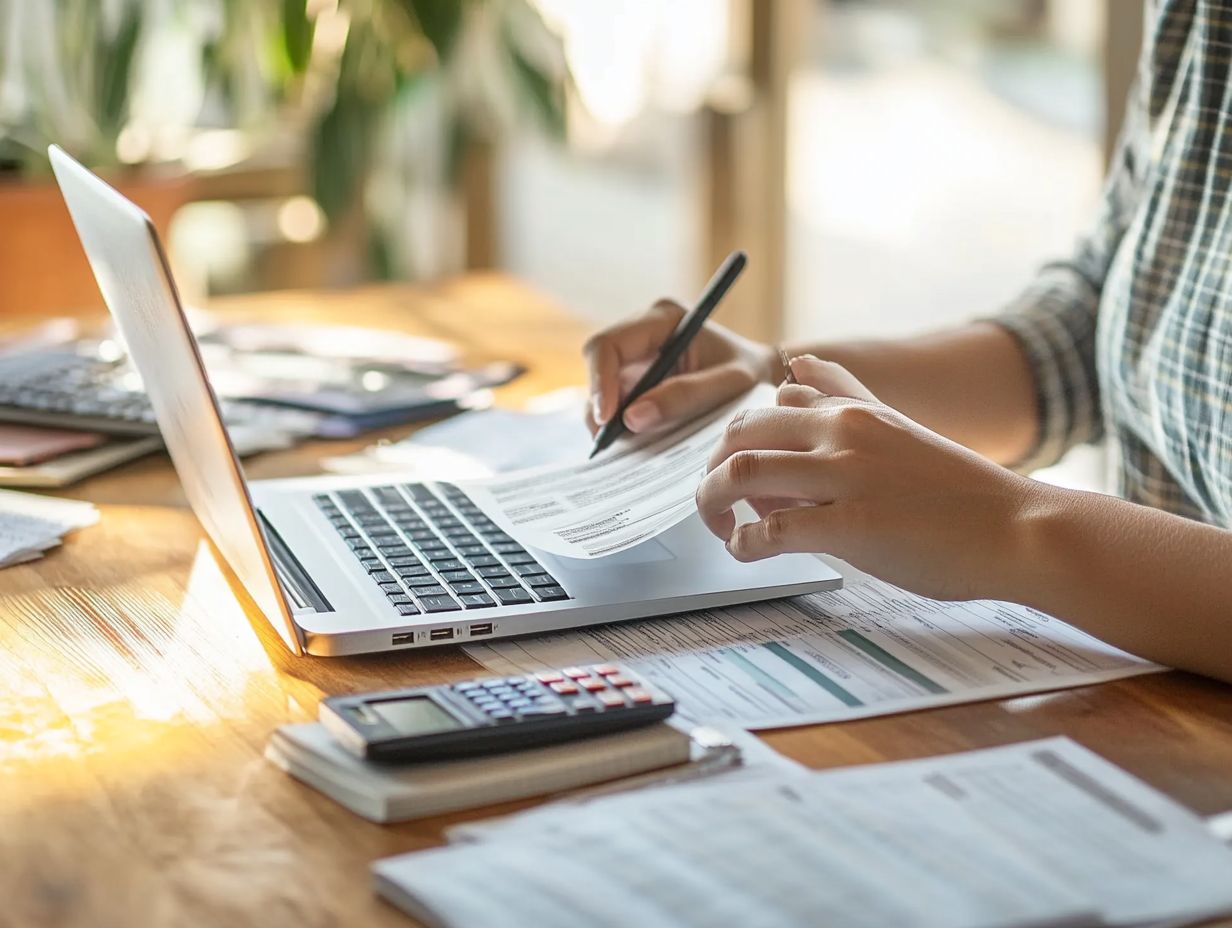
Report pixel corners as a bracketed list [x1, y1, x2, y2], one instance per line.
[2, 277, 1230, 928]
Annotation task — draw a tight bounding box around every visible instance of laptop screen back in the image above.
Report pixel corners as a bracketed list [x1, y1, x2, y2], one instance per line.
[49, 145, 302, 654]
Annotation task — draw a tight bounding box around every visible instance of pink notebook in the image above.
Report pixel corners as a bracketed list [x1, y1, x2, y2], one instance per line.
[0, 424, 105, 466]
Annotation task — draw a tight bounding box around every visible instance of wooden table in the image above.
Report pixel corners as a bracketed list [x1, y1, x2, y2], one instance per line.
[3, 277, 1231, 928]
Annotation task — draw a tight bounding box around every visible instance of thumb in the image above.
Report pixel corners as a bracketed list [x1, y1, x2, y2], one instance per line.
[789, 355, 878, 402]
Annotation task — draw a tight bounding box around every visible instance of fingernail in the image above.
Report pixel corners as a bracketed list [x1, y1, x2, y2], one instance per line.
[592, 395, 606, 424]
[623, 401, 661, 432]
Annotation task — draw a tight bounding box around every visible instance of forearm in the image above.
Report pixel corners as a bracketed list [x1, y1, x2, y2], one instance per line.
[786, 322, 1037, 465]
[1006, 483, 1232, 683]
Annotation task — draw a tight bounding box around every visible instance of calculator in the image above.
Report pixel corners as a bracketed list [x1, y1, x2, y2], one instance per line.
[319, 663, 676, 762]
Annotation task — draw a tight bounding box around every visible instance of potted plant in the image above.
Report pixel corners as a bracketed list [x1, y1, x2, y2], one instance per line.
[0, 0, 571, 314]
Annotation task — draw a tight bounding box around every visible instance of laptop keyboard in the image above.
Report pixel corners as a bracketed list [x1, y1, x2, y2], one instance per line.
[313, 484, 571, 617]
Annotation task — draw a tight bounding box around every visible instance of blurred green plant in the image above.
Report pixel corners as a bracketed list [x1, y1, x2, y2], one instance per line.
[0, 0, 570, 274]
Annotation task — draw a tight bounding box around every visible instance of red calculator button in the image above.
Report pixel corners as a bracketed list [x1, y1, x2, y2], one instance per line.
[625, 687, 653, 704]
[607, 675, 635, 688]
[562, 667, 589, 679]
[550, 681, 579, 695]
[535, 671, 564, 684]
[593, 664, 621, 676]
[580, 678, 608, 692]
[597, 691, 626, 708]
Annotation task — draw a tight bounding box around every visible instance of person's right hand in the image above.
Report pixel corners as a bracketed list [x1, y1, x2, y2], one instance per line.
[583, 299, 778, 436]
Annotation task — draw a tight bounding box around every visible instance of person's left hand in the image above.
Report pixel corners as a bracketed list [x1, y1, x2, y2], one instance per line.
[694, 356, 1042, 601]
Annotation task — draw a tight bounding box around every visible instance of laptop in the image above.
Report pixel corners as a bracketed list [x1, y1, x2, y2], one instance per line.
[50, 145, 842, 656]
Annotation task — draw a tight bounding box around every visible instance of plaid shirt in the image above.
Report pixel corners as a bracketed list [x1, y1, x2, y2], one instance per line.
[995, 0, 1232, 527]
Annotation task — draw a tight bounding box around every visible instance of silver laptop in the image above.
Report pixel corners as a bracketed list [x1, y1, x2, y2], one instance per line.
[51, 145, 842, 657]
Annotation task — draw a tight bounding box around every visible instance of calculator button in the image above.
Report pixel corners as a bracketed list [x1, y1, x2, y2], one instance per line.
[453, 682, 480, 692]
[488, 686, 515, 698]
[569, 699, 597, 713]
[562, 667, 589, 679]
[579, 678, 608, 692]
[504, 677, 528, 685]
[593, 664, 621, 676]
[487, 710, 514, 722]
[607, 675, 635, 688]
[597, 691, 626, 708]
[536, 671, 564, 684]
[519, 705, 566, 717]
[550, 681, 578, 695]
[506, 697, 532, 709]
[625, 688, 653, 704]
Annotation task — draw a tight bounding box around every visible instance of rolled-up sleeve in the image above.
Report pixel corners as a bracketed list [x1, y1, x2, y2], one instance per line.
[988, 23, 1150, 473]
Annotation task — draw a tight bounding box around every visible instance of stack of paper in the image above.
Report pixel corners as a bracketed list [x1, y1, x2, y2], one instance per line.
[0, 488, 98, 567]
[373, 738, 1232, 928]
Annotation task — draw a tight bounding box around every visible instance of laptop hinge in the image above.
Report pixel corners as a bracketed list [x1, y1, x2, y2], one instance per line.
[257, 511, 334, 614]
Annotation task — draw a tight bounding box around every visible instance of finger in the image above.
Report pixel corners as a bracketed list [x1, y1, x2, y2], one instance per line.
[706, 406, 824, 471]
[622, 361, 751, 434]
[748, 497, 811, 520]
[789, 356, 878, 402]
[726, 504, 838, 562]
[777, 382, 829, 409]
[583, 300, 685, 425]
[696, 450, 841, 539]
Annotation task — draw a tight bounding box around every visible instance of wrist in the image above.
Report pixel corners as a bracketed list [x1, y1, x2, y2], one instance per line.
[1000, 478, 1079, 611]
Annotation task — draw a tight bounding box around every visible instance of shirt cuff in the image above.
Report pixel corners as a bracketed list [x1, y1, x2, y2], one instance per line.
[985, 264, 1104, 473]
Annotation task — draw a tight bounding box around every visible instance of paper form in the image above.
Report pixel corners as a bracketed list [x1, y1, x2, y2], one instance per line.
[465, 576, 1161, 729]
[0, 489, 97, 567]
[460, 384, 776, 559]
[373, 738, 1232, 928]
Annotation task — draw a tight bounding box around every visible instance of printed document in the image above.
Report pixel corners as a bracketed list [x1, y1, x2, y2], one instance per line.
[373, 737, 1232, 928]
[466, 575, 1160, 729]
[461, 384, 776, 559]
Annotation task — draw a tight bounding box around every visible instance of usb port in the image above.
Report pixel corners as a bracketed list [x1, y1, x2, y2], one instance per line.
[429, 628, 455, 641]
[391, 632, 415, 646]
[469, 622, 494, 637]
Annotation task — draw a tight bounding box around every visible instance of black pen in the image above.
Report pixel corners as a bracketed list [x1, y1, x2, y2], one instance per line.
[589, 250, 747, 459]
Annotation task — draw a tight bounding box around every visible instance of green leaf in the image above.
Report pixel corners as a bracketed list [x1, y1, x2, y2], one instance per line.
[96, 4, 144, 140]
[402, 0, 464, 58]
[509, 45, 565, 138]
[281, 0, 315, 74]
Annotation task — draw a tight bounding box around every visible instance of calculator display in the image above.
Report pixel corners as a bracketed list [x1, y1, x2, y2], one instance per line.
[370, 696, 461, 735]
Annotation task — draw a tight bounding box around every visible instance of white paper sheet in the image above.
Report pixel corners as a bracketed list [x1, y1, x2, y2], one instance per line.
[0, 489, 98, 567]
[460, 384, 776, 559]
[376, 737, 1232, 928]
[322, 388, 593, 478]
[466, 576, 1161, 729]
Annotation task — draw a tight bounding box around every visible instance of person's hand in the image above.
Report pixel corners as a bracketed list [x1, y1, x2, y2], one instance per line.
[695, 356, 1041, 601]
[583, 299, 778, 436]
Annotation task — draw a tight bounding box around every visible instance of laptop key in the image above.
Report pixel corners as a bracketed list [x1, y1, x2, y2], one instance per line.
[534, 585, 570, 602]
[396, 602, 420, 616]
[466, 554, 500, 568]
[493, 586, 533, 606]
[379, 581, 404, 593]
[476, 565, 513, 580]
[440, 569, 474, 583]
[409, 584, 447, 597]
[485, 575, 522, 588]
[512, 562, 544, 577]
[459, 593, 495, 609]
[387, 593, 413, 605]
[427, 557, 464, 572]
[387, 556, 423, 568]
[454, 544, 488, 558]
[397, 565, 432, 580]
[490, 542, 525, 555]
[450, 580, 487, 595]
[417, 594, 461, 613]
[502, 551, 538, 565]
[370, 569, 394, 583]
[522, 573, 559, 588]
